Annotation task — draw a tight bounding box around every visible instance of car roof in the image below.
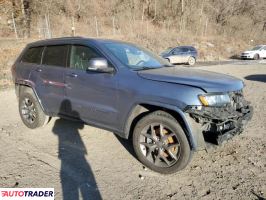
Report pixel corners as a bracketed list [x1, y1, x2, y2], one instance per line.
[27, 37, 125, 48]
[253, 45, 266, 47]
[176, 46, 196, 49]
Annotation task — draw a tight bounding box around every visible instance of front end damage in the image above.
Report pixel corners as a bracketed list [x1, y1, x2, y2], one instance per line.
[185, 90, 253, 145]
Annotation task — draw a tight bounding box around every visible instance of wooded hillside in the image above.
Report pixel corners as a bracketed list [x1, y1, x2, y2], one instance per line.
[0, 0, 266, 59]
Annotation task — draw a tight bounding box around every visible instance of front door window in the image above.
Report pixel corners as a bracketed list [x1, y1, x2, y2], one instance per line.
[70, 45, 101, 71]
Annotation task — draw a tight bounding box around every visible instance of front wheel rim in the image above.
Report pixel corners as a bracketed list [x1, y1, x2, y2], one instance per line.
[139, 123, 181, 168]
[21, 98, 37, 124]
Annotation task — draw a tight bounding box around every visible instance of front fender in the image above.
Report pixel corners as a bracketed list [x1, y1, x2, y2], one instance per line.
[124, 102, 206, 151]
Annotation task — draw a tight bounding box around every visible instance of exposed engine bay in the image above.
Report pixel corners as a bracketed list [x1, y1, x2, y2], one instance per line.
[185, 90, 253, 145]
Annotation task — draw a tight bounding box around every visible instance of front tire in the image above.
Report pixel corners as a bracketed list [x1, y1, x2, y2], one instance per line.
[254, 54, 260, 60]
[132, 111, 192, 174]
[19, 90, 49, 129]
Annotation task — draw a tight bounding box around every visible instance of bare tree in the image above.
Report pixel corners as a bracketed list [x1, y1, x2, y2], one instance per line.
[21, 0, 31, 38]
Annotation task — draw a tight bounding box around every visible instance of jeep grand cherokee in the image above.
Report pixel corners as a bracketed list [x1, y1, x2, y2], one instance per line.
[11, 37, 252, 174]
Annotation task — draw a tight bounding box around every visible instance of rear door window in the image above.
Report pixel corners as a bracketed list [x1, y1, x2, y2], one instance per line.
[42, 45, 68, 67]
[179, 47, 190, 53]
[21, 46, 44, 64]
[189, 47, 196, 52]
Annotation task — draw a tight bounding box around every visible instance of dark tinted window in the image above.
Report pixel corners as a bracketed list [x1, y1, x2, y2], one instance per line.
[21, 46, 43, 64]
[189, 47, 196, 52]
[173, 48, 187, 54]
[42, 45, 68, 67]
[179, 47, 190, 52]
[173, 48, 181, 54]
[70, 45, 102, 70]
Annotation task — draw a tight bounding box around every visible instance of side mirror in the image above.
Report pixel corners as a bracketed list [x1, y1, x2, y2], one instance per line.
[87, 58, 114, 73]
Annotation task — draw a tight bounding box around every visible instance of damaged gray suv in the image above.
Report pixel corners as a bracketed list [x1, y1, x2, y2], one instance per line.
[12, 37, 252, 174]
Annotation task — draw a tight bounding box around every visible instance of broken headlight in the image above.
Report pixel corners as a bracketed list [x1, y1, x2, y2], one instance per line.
[198, 93, 230, 107]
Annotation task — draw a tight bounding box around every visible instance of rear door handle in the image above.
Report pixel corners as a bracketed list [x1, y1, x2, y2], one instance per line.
[66, 73, 78, 78]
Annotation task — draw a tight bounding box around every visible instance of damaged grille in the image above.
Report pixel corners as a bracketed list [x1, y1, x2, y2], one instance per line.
[185, 90, 253, 145]
[229, 90, 247, 111]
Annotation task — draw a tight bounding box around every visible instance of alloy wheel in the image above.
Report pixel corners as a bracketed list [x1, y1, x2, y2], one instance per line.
[20, 97, 37, 124]
[188, 57, 196, 65]
[139, 123, 181, 167]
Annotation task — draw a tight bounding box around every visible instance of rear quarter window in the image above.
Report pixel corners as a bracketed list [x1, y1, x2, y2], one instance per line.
[21, 46, 44, 64]
[190, 47, 197, 52]
[42, 45, 68, 67]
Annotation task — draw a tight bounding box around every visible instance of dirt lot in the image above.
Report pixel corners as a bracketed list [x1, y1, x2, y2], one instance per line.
[0, 62, 265, 200]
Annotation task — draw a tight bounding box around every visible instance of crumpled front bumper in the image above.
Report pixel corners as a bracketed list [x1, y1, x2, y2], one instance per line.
[185, 90, 253, 145]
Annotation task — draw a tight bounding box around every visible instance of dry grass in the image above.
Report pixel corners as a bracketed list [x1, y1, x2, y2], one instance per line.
[0, 0, 264, 88]
[0, 33, 250, 89]
[0, 20, 253, 89]
[0, 38, 31, 89]
[33, 16, 252, 60]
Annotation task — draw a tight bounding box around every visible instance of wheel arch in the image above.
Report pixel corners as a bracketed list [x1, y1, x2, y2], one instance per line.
[164, 56, 172, 63]
[15, 82, 46, 114]
[124, 103, 199, 150]
[191, 56, 196, 60]
[187, 56, 196, 64]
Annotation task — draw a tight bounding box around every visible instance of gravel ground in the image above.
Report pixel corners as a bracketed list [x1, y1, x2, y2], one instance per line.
[0, 62, 265, 200]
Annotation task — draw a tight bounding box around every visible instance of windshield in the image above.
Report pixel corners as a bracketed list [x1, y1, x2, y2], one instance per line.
[103, 42, 171, 70]
[251, 46, 262, 51]
[160, 47, 173, 55]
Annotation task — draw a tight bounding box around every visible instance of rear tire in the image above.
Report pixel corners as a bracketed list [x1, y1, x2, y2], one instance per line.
[188, 56, 196, 65]
[132, 111, 192, 174]
[19, 89, 49, 129]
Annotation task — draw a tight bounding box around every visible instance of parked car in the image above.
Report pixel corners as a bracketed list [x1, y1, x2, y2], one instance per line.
[12, 37, 252, 174]
[160, 46, 198, 65]
[241, 45, 266, 59]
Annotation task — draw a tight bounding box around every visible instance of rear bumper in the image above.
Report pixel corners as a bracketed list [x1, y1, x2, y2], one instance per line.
[185, 91, 253, 145]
